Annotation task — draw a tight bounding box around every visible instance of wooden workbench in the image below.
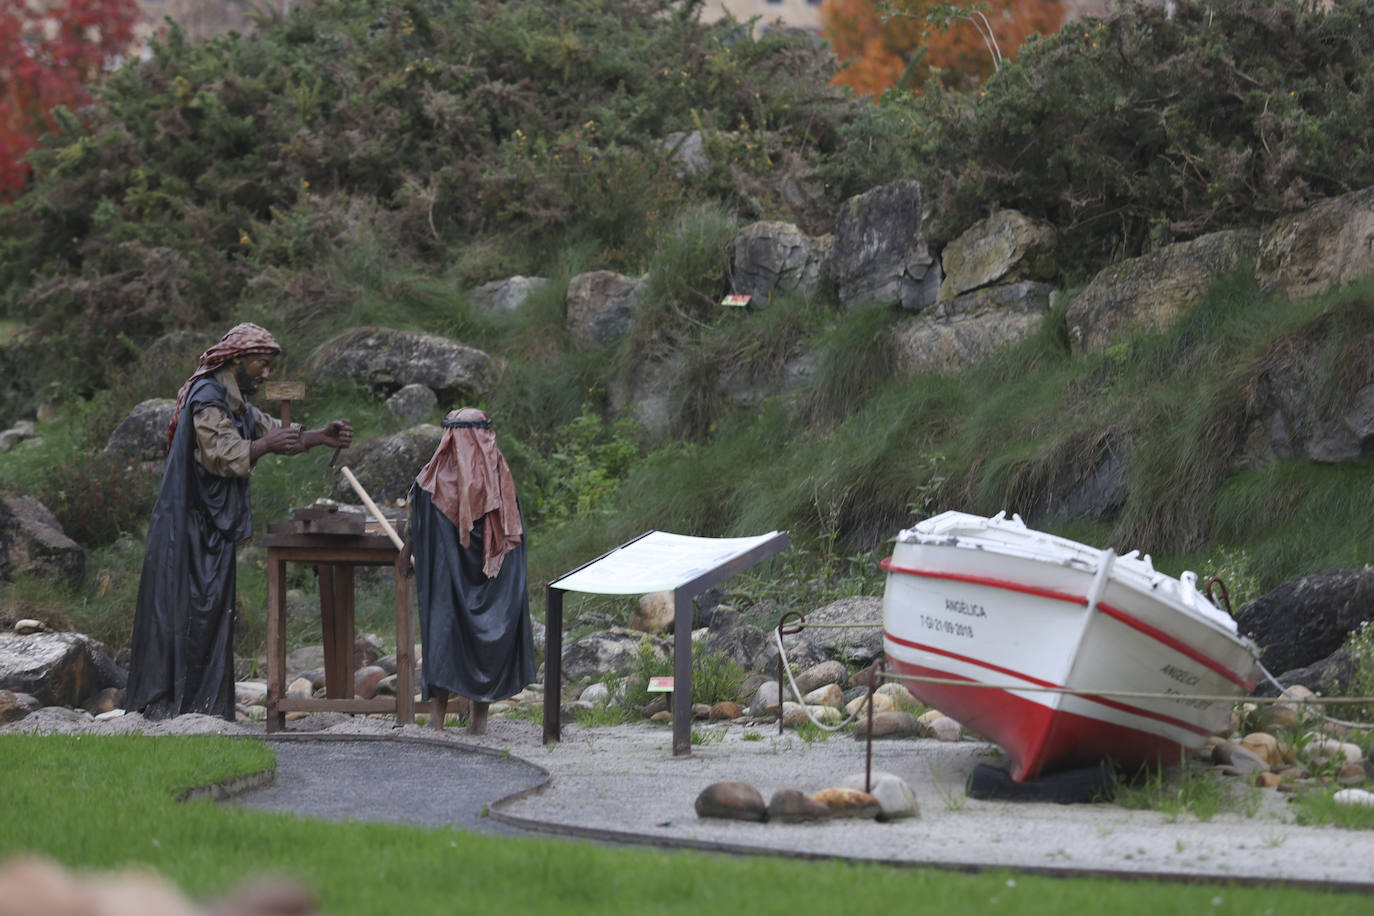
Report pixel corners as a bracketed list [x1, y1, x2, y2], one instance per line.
[263, 521, 413, 732]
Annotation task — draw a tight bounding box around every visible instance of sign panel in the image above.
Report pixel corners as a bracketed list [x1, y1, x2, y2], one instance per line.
[550, 530, 783, 594]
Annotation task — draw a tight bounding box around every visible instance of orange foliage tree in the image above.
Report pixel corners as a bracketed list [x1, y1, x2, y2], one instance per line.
[0, 0, 139, 200]
[824, 0, 1066, 96]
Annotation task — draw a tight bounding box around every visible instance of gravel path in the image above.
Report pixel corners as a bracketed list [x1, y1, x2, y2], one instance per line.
[7, 708, 1374, 888]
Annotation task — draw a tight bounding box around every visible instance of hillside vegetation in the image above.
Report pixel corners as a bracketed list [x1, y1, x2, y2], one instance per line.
[1, 0, 1373, 654]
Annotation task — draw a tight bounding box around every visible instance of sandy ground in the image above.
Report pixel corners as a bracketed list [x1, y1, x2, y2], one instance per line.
[5, 708, 1374, 888]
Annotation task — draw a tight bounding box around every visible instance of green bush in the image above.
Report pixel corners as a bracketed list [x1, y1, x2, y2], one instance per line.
[894, 0, 1374, 276]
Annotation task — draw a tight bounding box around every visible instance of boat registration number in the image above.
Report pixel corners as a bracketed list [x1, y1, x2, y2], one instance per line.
[920, 614, 975, 639]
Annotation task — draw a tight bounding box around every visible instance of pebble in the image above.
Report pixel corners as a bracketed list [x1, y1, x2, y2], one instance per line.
[709, 701, 743, 720]
[844, 692, 894, 718]
[579, 683, 611, 705]
[875, 683, 918, 709]
[853, 711, 920, 740]
[801, 683, 843, 709]
[1241, 732, 1286, 768]
[1336, 762, 1368, 786]
[1211, 741, 1270, 773]
[696, 781, 768, 822]
[354, 666, 387, 699]
[1333, 788, 1374, 808]
[810, 787, 880, 819]
[840, 771, 919, 821]
[794, 660, 847, 695]
[929, 716, 962, 743]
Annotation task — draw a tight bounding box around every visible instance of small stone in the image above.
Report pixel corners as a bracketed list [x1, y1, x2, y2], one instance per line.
[374, 674, 397, 696]
[0, 690, 40, 724]
[643, 695, 668, 717]
[875, 682, 918, 709]
[854, 710, 920, 740]
[767, 787, 833, 823]
[916, 708, 946, 732]
[749, 681, 781, 717]
[1211, 741, 1271, 773]
[709, 701, 743, 720]
[630, 591, 675, 635]
[579, 683, 611, 706]
[81, 687, 123, 716]
[354, 665, 388, 699]
[286, 677, 313, 699]
[1255, 771, 1282, 788]
[802, 683, 843, 709]
[649, 710, 672, 723]
[1241, 732, 1285, 768]
[692, 703, 712, 720]
[1333, 788, 1374, 808]
[13, 619, 43, 635]
[845, 692, 894, 718]
[850, 660, 881, 689]
[696, 781, 768, 821]
[810, 787, 881, 819]
[841, 771, 919, 821]
[235, 681, 268, 706]
[794, 660, 847, 694]
[1337, 762, 1367, 786]
[929, 716, 962, 742]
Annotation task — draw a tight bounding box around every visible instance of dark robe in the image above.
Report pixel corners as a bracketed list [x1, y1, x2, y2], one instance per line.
[409, 485, 536, 702]
[126, 377, 256, 720]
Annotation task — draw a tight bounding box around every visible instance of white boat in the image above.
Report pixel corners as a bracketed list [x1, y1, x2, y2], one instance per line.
[881, 511, 1261, 782]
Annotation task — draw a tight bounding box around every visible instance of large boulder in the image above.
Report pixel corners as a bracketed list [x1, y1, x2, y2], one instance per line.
[330, 424, 443, 507]
[1257, 185, 1374, 300]
[937, 209, 1057, 302]
[1234, 336, 1374, 467]
[0, 631, 125, 708]
[1066, 229, 1259, 353]
[565, 271, 648, 350]
[308, 328, 505, 402]
[0, 495, 86, 583]
[1235, 568, 1374, 674]
[103, 398, 176, 462]
[560, 626, 666, 683]
[830, 180, 940, 312]
[729, 221, 832, 303]
[786, 596, 884, 666]
[891, 281, 1054, 376]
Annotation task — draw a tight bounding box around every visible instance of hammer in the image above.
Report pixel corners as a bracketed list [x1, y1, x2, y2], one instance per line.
[261, 380, 305, 428]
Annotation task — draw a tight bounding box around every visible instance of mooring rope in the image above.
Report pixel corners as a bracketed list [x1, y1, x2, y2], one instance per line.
[772, 628, 865, 732]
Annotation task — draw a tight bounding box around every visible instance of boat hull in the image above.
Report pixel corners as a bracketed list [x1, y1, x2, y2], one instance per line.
[881, 512, 1260, 781]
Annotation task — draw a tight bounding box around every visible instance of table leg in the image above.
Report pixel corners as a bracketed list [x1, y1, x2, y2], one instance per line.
[318, 565, 342, 699]
[266, 553, 287, 733]
[335, 565, 355, 698]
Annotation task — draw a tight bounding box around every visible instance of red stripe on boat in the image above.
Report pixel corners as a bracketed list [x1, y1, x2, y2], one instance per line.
[886, 657, 1197, 781]
[880, 557, 1255, 690]
[884, 630, 1215, 741]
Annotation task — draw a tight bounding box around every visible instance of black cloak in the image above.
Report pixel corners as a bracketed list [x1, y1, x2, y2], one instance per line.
[125, 377, 256, 721]
[409, 484, 536, 702]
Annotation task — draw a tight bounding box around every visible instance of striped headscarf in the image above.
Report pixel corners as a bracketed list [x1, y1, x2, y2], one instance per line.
[165, 322, 281, 451]
[415, 407, 524, 578]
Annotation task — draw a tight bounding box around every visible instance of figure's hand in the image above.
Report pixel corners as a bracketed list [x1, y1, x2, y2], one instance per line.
[321, 419, 353, 449]
[261, 424, 304, 456]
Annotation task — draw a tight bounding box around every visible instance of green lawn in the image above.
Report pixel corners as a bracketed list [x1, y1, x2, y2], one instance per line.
[1, 734, 1370, 915]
